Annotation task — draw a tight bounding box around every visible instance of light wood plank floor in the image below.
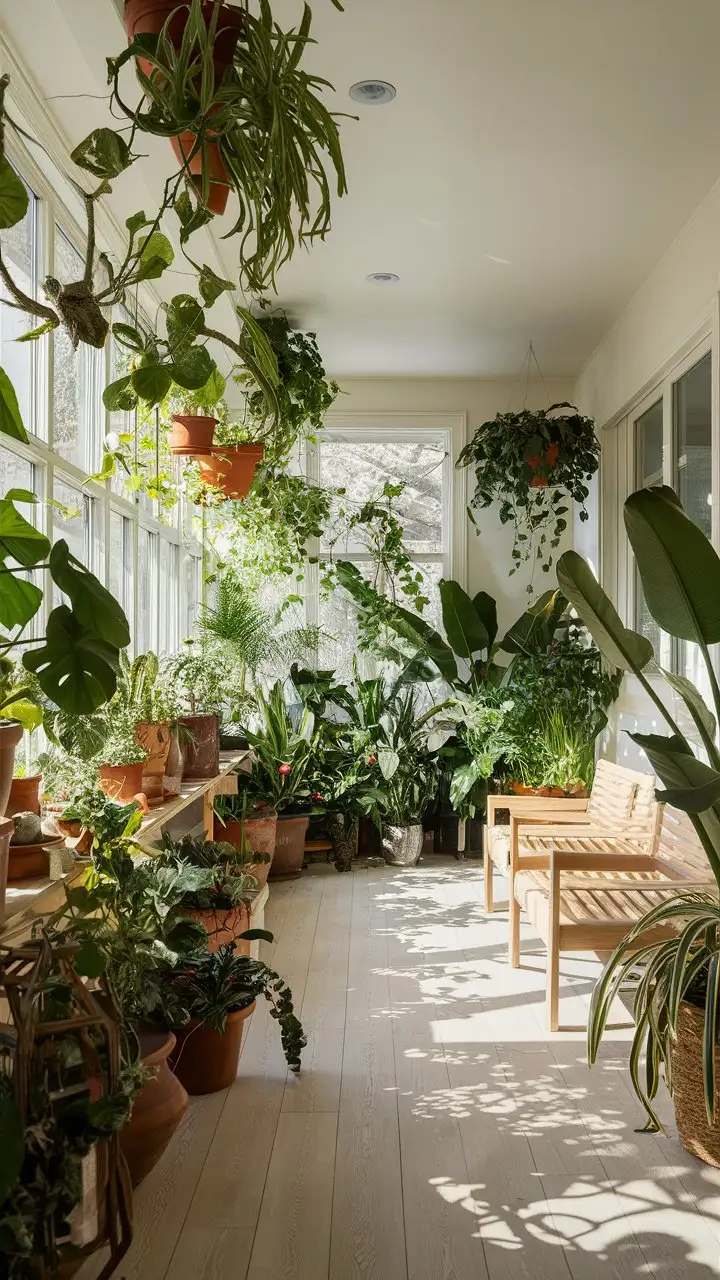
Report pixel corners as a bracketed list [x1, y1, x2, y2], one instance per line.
[85, 858, 720, 1280]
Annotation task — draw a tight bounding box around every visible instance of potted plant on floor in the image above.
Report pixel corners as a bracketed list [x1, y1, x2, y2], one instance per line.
[164, 942, 306, 1094]
[557, 486, 720, 1165]
[154, 834, 260, 953]
[457, 401, 599, 586]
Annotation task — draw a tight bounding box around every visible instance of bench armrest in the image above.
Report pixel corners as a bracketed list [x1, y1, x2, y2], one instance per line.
[486, 795, 588, 825]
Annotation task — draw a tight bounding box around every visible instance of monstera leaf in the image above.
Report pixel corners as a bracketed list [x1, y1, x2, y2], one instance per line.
[557, 551, 653, 673]
[49, 541, 130, 649]
[23, 606, 121, 713]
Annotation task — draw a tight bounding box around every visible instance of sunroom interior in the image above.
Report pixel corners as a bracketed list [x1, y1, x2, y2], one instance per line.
[2, 2, 720, 1278]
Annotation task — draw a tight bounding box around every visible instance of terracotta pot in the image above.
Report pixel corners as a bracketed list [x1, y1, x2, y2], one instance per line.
[170, 131, 232, 216]
[673, 1001, 720, 1167]
[97, 761, 145, 804]
[124, 0, 245, 82]
[0, 816, 12, 923]
[198, 444, 264, 500]
[121, 1028, 188, 1186]
[135, 720, 172, 805]
[180, 714, 220, 780]
[164, 729, 185, 798]
[8, 838, 65, 882]
[183, 902, 251, 956]
[0, 723, 23, 818]
[7, 773, 41, 816]
[169, 414, 217, 457]
[170, 1002, 255, 1095]
[214, 811, 277, 888]
[271, 815, 309, 879]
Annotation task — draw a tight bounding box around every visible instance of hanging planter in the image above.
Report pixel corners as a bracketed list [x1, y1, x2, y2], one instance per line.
[170, 130, 231, 217]
[198, 443, 264, 500]
[124, 0, 246, 84]
[457, 400, 598, 587]
[169, 413, 217, 457]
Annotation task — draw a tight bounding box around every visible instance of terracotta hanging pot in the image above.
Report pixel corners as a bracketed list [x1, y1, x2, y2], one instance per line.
[135, 720, 172, 806]
[0, 723, 23, 818]
[182, 902, 252, 956]
[97, 762, 145, 804]
[169, 414, 217, 457]
[7, 773, 41, 817]
[179, 714, 220, 779]
[198, 444, 264, 500]
[120, 1028, 188, 1186]
[124, 0, 246, 82]
[270, 815, 309, 879]
[170, 1002, 255, 1095]
[170, 133, 232, 217]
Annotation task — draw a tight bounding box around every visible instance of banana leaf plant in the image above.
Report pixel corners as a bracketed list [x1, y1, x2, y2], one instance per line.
[0, 377, 129, 714]
[557, 485, 720, 1131]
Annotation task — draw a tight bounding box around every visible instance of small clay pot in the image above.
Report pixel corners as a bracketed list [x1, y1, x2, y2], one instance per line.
[120, 1028, 188, 1187]
[169, 414, 216, 456]
[135, 720, 172, 805]
[271, 815, 309, 879]
[183, 902, 251, 956]
[7, 774, 41, 816]
[198, 444, 264, 499]
[214, 812, 277, 888]
[0, 723, 23, 818]
[124, 0, 246, 83]
[170, 1002, 255, 1095]
[8, 838, 66, 882]
[97, 762, 145, 804]
[180, 714, 220, 779]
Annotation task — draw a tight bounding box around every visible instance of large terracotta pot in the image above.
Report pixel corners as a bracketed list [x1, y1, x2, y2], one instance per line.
[0, 816, 12, 923]
[198, 444, 264, 499]
[214, 811, 277, 888]
[135, 720, 172, 805]
[124, 0, 245, 81]
[120, 1028, 188, 1186]
[8, 838, 65, 882]
[164, 728, 185, 798]
[271, 815, 309, 879]
[183, 902, 251, 956]
[170, 1002, 255, 1095]
[169, 414, 217, 457]
[180, 714, 220, 779]
[0, 723, 23, 817]
[97, 762, 145, 804]
[7, 773, 41, 816]
[672, 1001, 720, 1168]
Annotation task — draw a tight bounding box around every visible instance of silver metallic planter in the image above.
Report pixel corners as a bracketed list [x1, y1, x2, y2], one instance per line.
[382, 823, 423, 867]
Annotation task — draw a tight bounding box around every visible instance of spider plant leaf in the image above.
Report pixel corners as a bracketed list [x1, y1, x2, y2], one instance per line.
[704, 952, 720, 1124]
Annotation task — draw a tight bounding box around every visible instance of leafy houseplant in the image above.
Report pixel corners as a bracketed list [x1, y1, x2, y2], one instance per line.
[457, 402, 600, 587]
[154, 834, 259, 952]
[557, 487, 720, 1156]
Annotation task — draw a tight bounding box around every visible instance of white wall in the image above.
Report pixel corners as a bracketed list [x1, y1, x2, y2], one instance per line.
[336, 376, 574, 636]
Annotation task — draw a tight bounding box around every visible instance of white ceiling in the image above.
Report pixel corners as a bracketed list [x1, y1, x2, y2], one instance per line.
[4, 0, 720, 377]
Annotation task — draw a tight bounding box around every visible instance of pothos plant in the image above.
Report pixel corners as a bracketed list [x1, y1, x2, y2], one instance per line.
[457, 402, 599, 590]
[322, 482, 429, 610]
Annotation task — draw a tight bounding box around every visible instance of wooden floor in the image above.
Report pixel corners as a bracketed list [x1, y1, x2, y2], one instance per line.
[85, 858, 720, 1280]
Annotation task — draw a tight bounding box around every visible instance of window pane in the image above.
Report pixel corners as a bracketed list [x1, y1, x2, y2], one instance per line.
[52, 230, 102, 470]
[159, 538, 179, 652]
[319, 438, 445, 553]
[137, 528, 158, 653]
[109, 511, 134, 642]
[0, 177, 39, 437]
[183, 552, 202, 639]
[53, 476, 87, 565]
[675, 353, 712, 684]
[634, 399, 663, 656]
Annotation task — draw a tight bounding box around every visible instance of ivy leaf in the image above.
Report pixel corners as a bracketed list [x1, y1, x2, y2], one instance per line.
[133, 231, 174, 281]
[73, 939, 108, 979]
[71, 128, 133, 179]
[174, 189, 213, 242]
[0, 156, 28, 229]
[166, 293, 204, 356]
[198, 264, 234, 307]
[112, 322, 145, 353]
[126, 210, 148, 235]
[0, 367, 28, 442]
[23, 605, 121, 713]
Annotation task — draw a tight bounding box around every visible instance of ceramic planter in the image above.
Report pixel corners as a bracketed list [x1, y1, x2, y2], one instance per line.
[183, 902, 251, 956]
[97, 761, 145, 804]
[198, 444, 265, 500]
[270, 815, 309, 879]
[170, 1002, 255, 1095]
[7, 773, 41, 816]
[214, 811, 277, 888]
[135, 720, 172, 805]
[0, 816, 12, 923]
[169, 414, 217, 457]
[120, 1028, 188, 1186]
[382, 823, 423, 867]
[164, 728, 185, 798]
[180, 714, 220, 779]
[0, 723, 23, 818]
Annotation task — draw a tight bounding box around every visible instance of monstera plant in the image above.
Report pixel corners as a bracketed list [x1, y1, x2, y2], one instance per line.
[557, 487, 720, 1153]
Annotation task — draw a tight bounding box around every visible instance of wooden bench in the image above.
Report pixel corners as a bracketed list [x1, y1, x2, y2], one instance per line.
[508, 805, 716, 1030]
[485, 759, 658, 914]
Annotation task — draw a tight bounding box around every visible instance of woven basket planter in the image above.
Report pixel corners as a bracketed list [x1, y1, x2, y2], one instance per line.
[672, 1001, 720, 1168]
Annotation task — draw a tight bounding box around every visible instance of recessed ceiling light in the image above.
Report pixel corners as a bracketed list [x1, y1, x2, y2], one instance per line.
[350, 80, 397, 106]
[366, 272, 400, 284]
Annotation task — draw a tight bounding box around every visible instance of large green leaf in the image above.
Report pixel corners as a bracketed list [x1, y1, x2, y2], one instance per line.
[168, 344, 215, 391]
[166, 293, 204, 357]
[0, 368, 28, 442]
[198, 263, 234, 307]
[131, 363, 172, 406]
[49, 540, 130, 648]
[662, 669, 717, 751]
[0, 693, 43, 731]
[23, 606, 121, 713]
[440, 579, 489, 659]
[473, 591, 498, 650]
[0, 1094, 24, 1205]
[625, 485, 720, 645]
[102, 374, 137, 412]
[133, 231, 174, 282]
[0, 573, 42, 630]
[0, 157, 28, 230]
[557, 550, 653, 672]
[0, 499, 50, 567]
[629, 732, 720, 813]
[498, 588, 565, 655]
[70, 128, 133, 179]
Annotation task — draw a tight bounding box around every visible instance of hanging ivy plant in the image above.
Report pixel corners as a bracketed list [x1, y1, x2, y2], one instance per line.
[457, 402, 599, 590]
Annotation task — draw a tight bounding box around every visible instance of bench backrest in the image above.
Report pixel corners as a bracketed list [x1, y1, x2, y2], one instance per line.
[656, 805, 710, 880]
[586, 758, 658, 834]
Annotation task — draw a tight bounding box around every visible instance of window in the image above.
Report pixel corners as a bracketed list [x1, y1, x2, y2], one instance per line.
[634, 398, 663, 656]
[137, 528, 159, 654]
[0, 175, 40, 438]
[109, 510, 134, 640]
[52, 477, 89, 567]
[159, 538, 180, 652]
